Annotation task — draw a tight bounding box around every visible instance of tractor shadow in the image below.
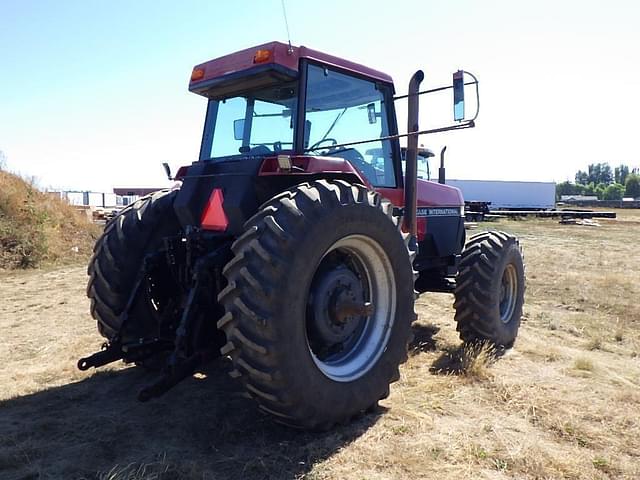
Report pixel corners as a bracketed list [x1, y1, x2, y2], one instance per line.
[408, 323, 505, 377]
[0, 360, 382, 479]
[429, 342, 504, 376]
[408, 323, 439, 356]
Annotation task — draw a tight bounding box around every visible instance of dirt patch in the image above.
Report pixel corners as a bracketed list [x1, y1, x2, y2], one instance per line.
[1, 215, 639, 479]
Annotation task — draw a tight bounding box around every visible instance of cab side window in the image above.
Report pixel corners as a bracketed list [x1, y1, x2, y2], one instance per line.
[304, 65, 396, 187]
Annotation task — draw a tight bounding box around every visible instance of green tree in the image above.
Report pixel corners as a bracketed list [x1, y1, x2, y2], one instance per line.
[587, 163, 613, 185]
[603, 183, 625, 200]
[575, 170, 589, 185]
[575, 163, 620, 186]
[614, 165, 630, 184]
[625, 173, 640, 198]
[583, 182, 597, 196]
[587, 164, 599, 184]
[602, 164, 613, 184]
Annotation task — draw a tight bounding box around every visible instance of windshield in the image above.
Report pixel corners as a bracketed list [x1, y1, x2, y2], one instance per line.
[201, 82, 297, 159]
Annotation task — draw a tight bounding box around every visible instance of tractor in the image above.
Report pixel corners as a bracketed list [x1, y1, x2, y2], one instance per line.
[79, 42, 525, 430]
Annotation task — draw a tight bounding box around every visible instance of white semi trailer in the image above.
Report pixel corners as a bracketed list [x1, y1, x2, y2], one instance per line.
[398, 147, 556, 210]
[445, 179, 556, 210]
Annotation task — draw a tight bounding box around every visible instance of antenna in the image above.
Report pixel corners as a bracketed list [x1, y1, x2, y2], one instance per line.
[280, 0, 293, 54]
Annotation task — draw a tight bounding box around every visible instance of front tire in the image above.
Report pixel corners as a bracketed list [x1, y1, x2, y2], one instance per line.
[453, 231, 525, 349]
[218, 180, 416, 429]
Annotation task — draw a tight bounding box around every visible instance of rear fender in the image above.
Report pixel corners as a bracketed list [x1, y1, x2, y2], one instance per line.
[258, 155, 371, 188]
[172, 156, 369, 236]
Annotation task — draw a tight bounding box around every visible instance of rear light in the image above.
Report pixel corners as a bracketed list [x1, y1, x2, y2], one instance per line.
[277, 155, 292, 170]
[201, 188, 228, 231]
[253, 49, 272, 63]
[259, 156, 309, 174]
[191, 67, 205, 81]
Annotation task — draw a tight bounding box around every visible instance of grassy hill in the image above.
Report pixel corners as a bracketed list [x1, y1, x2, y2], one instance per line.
[0, 169, 99, 269]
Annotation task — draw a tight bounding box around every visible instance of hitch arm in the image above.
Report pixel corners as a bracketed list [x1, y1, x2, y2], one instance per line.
[78, 344, 124, 371]
[137, 352, 204, 402]
[77, 339, 174, 371]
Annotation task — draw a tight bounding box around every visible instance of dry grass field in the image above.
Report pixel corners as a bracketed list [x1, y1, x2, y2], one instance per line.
[1, 212, 639, 479]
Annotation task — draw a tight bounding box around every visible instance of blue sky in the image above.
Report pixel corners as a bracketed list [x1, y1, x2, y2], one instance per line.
[1, 0, 639, 191]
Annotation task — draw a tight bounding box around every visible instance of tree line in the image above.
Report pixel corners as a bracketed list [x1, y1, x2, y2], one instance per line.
[556, 163, 640, 200]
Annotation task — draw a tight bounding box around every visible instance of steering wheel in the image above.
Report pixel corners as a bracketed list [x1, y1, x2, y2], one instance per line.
[247, 145, 271, 155]
[309, 138, 338, 151]
[328, 148, 378, 184]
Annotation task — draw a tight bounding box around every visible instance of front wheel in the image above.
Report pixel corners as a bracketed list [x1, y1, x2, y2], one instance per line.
[217, 179, 416, 430]
[453, 231, 525, 349]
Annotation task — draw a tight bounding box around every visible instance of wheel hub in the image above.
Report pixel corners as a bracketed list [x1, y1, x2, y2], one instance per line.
[310, 267, 367, 345]
[305, 236, 397, 382]
[499, 263, 518, 323]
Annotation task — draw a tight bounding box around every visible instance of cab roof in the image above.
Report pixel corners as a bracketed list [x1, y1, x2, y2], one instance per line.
[189, 41, 394, 98]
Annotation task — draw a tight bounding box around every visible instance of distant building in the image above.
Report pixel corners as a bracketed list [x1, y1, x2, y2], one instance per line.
[48, 190, 117, 207]
[113, 187, 163, 206]
[560, 195, 599, 201]
[113, 188, 162, 197]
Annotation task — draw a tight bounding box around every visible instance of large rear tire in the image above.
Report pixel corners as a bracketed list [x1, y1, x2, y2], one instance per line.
[453, 231, 525, 349]
[87, 190, 181, 342]
[218, 179, 416, 430]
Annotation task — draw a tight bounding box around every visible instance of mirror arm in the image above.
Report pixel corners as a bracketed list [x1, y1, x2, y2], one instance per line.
[393, 73, 480, 124]
[303, 121, 475, 154]
[464, 71, 481, 122]
[393, 80, 478, 101]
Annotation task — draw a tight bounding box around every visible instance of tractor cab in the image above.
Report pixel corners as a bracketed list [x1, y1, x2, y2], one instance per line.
[181, 42, 465, 241]
[181, 42, 467, 275]
[189, 41, 400, 190]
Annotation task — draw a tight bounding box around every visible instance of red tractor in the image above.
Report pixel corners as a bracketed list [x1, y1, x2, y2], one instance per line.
[80, 42, 525, 430]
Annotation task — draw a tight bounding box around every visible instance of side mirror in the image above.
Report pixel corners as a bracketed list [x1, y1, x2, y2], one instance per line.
[367, 103, 377, 124]
[233, 119, 244, 140]
[453, 70, 465, 121]
[162, 162, 172, 181]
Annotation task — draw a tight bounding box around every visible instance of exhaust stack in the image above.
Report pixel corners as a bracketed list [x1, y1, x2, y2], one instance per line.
[438, 146, 447, 184]
[402, 70, 424, 237]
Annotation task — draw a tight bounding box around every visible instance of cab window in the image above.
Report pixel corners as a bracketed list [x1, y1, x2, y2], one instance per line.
[304, 64, 396, 187]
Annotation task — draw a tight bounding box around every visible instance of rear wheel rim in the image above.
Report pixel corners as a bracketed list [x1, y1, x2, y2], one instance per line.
[499, 263, 518, 323]
[306, 234, 396, 382]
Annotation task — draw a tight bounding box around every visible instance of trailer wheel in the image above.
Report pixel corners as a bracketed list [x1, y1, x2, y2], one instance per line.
[454, 231, 525, 349]
[87, 190, 181, 345]
[218, 179, 416, 430]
